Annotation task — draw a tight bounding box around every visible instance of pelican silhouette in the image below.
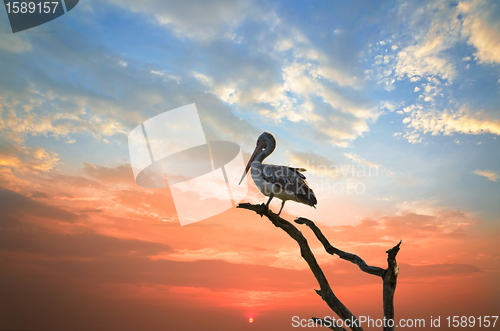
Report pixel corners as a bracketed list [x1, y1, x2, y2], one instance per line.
[239, 132, 317, 215]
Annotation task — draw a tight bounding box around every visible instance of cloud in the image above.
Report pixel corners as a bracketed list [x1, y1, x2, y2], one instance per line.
[83, 163, 135, 185]
[0, 229, 174, 257]
[0, 188, 78, 223]
[401, 263, 482, 278]
[0, 19, 258, 151]
[145, 2, 374, 147]
[377, 0, 500, 144]
[372, 0, 500, 95]
[0, 188, 317, 293]
[394, 48, 456, 83]
[259, 62, 376, 146]
[0, 137, 59, 172]
[344, 152, 395, 176]
[460, 0, 500, 65]
[472, 169, 498, 182]
[366, 0, 500, 148]
[286, 151, 340, 178]
[285, 150, 395, 181]
[370, 0, 462, 89]
[380, 101, 401, 112]
[379, 209, 474, 240]
[101, 0, 253, 42]
[192, 56, 375, 147]
[344, 152, 381, 170]
[0, 99, 126, 143]
[0, 34, 32, 53]
[402, 107, 500, 142]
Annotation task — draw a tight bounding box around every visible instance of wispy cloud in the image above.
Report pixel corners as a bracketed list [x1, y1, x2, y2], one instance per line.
[473, 169, 498, 182]
[101, 0, 253, 42]
[344, 152, 394, 176]
[369, 1, 462, 89]
[344, 152, 381, 169]
[402, 107, 500, 142]
[368, 0, 500, 145]
[460, 0, 500, 65]
[0, 138, 59, 173]
[0, 33, 32, 53]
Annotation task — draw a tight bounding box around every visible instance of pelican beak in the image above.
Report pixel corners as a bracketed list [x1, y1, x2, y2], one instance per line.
[239, 142, 264, 185]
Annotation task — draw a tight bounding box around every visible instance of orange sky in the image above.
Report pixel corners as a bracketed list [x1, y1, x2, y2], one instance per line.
[0, 159, 499, 330]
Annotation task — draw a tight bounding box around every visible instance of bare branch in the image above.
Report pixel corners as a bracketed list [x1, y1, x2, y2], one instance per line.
[295, 217, 402, 331]
[238, 203, 402, 331]
[295, 217, 385, 277]
[237, 203, 364, 331]
[382, 241, 401, 331]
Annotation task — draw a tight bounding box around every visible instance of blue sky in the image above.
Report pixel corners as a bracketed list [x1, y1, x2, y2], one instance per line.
[1, 0, 499, 225]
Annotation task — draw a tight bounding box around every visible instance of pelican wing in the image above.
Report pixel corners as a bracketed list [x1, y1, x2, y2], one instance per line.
[261, 164, 317, 207]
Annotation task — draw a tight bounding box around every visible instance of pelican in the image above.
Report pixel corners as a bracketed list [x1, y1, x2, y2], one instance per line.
[239, 132, 317, 215]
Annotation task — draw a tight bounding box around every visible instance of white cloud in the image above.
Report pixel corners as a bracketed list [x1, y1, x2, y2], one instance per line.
[401, 107, 500, 143]
[380, 101, 400, 112]
[373, 0, 500, 91]
[192, 71, 214, 87]
[472, 170, 498, 182]
[0, 34, 32, 53]
[0, 138, 59, 173]
[460, 0, 500, 65]
[283, 63, 317, 95]
[190, 29, 374, 146]
[0, 104, 126, 143]
[344, 152, 394, 176]
[395, 199, 441, 216]
[276, 39, 293, 51]
[286, 151, 340, 178]
[404, 131, 422, 144]
[344, 152, 381, 169]
[102, 0, 252, 42]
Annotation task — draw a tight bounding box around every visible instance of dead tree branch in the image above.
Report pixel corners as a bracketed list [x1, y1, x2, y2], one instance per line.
[238, 203, 402, 331]
[382, 241, 401, 331]
[238, 203, 363, 331]
[295, 217, 385, 277]
[296, 217, 402, 331]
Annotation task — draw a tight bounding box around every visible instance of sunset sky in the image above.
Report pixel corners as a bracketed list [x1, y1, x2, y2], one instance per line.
[1, 0, 499, 330]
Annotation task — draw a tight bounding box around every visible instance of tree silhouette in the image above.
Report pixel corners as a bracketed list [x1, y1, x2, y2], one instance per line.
[238, 203, 402, 331]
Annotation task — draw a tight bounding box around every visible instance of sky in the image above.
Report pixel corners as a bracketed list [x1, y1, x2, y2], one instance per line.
[0, 0, 499, 330]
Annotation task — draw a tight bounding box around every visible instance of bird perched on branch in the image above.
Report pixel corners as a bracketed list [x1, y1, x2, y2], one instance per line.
[239, 132, 317, 215]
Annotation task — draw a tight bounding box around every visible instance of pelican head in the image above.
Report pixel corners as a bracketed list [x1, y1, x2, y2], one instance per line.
[239, 132, 276, 185]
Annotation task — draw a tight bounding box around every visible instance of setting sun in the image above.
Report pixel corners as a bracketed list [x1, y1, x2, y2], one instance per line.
[249, 318, 254, 323]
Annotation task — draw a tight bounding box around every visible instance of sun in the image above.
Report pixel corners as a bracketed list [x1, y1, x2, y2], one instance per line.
[249, 317, 254, 323]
